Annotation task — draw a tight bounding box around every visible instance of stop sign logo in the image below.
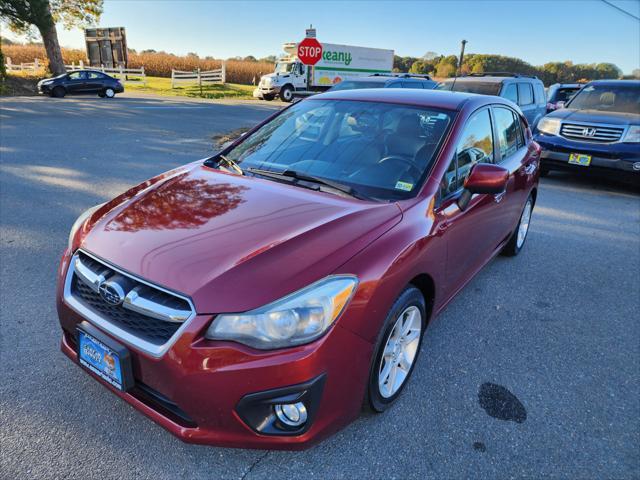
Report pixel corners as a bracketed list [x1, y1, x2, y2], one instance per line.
[297, 38, 323, 65]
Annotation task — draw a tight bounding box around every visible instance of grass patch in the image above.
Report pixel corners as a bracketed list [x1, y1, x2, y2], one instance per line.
[124, 76, 256, 99]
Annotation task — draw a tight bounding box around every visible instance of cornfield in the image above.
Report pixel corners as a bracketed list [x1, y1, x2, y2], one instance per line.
[1, 44, 274, 84]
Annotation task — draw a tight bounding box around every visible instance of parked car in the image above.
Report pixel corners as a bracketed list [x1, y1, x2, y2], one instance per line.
[57, 89, 540, 449]
[546, 83, 583, 112]
[535, 80, 640, 179]
[438, 73, 547, 128]
[329, 74, 438, 91]
[37, 70, 124, 98]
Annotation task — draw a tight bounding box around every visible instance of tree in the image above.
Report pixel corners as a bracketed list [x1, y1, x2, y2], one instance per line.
[0, 0, 102, 75]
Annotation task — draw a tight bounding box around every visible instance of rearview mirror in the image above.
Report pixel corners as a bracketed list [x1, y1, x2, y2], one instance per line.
[457, 163, 509, 211]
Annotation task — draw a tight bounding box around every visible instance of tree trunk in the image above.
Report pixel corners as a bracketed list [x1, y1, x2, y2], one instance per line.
[38, 22, 65, 76]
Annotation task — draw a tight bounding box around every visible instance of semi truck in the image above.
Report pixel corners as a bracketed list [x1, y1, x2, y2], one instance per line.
[253, 42, 394, 102]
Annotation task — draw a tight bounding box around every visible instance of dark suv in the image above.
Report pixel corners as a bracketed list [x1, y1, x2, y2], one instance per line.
[439, 73, 547, 128]
[534, 80, 640, 180]
[329, 74, 437, 91]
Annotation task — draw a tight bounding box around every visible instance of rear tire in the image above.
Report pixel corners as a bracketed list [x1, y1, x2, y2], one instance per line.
[502, 194, 534, 257]
[365, 286, 426, 413]
[98, 92, 106, 98]
[279, 85, 294, 103]
[51, 86, 65, 98]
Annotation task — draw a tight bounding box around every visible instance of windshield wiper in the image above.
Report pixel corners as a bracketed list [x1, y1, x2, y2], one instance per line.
[205, 154, 243, 175]
[247, 168, 370, 200]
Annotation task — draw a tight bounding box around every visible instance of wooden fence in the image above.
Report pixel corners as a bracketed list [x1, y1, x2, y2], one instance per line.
[171, 63, 226, 88]
[65, 62, 146, 85]
[4, 57, 44, 73]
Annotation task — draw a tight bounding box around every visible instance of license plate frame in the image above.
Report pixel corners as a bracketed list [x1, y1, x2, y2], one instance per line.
[77, 322, 134, 391]
[568, 153, 592, 167]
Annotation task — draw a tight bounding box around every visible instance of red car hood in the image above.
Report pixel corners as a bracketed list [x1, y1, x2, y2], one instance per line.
[81, 164, 402, 313]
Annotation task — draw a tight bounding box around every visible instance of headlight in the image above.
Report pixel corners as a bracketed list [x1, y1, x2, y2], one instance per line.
[41, 80, 53, 85]
[206, 276, 358, 349]
[537, 117, 561, 136]
[623, 125, 640, 143]
[68, 204, 103, 250]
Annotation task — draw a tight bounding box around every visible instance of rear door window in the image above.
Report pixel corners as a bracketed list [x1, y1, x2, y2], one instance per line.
[503, 83, 518, 103]
[493, 107, 520, 159]
[517, 83, 534, 106]
[534, 84, 546, 105]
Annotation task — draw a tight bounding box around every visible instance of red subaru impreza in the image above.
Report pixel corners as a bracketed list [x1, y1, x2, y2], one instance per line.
[57, 89, 540, 449]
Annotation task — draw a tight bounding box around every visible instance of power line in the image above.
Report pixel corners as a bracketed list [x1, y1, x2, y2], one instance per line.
[600, 0, 640, 21]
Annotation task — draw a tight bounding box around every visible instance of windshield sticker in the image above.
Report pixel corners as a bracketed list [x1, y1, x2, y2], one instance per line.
[395, 181, 414, 191]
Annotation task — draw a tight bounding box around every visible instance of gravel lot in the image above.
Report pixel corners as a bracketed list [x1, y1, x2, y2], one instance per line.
[1, 93, 638, 480]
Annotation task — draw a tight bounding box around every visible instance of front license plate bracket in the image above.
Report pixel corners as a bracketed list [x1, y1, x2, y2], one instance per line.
[76, 321, 134, 391]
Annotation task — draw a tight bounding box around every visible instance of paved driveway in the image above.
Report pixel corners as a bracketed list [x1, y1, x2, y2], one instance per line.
[1, 94, 638, 479]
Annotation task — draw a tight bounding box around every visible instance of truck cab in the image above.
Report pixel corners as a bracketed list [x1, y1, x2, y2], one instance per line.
[255, 57, 307, 102]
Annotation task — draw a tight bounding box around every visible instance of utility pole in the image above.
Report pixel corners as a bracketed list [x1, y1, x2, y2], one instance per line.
[458, 39, 468, 75]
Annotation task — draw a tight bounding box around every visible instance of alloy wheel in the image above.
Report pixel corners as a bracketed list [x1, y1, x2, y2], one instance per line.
[378, 306, 422, 398]
[517, 199, 533, 249]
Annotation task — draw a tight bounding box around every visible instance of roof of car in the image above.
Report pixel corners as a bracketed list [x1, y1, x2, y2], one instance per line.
[442, 75, 539, 84]
[586, 79, 640, 87]
[342, 76, 432, 84]
[310, 88, 504, 111]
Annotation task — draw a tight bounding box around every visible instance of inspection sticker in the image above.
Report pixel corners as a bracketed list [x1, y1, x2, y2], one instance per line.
[395, 181, 414, 191]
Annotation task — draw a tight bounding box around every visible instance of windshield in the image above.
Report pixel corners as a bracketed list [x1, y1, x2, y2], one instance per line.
[223, 99, 454, 200]
[330, 81, 385, 91]
[567, 83, 640, 114]
[275, 62, 294, 74]
[438, 81, 501, 95]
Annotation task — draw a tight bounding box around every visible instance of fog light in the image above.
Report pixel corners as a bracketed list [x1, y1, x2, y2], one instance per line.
[274, 402, 307, 427]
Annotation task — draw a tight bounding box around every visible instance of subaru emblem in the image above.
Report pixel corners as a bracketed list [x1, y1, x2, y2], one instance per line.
[98, 280, 125, 305]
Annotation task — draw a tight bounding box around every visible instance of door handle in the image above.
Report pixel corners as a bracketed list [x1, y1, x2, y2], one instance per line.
[436, 220, 451, 235]
[494, 191, 506, 203]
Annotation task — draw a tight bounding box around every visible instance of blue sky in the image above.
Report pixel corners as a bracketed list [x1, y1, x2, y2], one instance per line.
[10, 0, 640, 73]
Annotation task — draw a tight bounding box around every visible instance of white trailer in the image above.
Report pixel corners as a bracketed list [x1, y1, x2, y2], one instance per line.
[253, 42, 394, 102]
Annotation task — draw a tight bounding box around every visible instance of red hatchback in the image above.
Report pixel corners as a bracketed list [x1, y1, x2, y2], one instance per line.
[57, 89, 540, 449]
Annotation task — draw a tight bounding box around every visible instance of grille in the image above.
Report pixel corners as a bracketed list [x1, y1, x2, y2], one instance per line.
[73, 278, 181, 345]
[69, 252, 193, 347]
[560, 123, 624, 143]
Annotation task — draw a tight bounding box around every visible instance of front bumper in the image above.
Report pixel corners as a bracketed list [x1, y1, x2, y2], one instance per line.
[56, 250, 373, 450]
[37, 83, 53, 94]
[253, 86, 280, 98]
[535, 133, 640, 177]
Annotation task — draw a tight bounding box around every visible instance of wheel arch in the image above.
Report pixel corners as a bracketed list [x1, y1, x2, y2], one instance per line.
[530, 186, 538, 207]
[408, 273, 436, 323]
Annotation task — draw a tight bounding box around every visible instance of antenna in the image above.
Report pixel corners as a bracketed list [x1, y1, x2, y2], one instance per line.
[451, 39, 467, 91]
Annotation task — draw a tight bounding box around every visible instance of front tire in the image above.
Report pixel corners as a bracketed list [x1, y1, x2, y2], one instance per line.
[279, 85, 294, 103]
[51, 86, 66, 98]
[366, 286, 426, 413]
[502, 194, 534, 257]
[104, 88, 115, 98]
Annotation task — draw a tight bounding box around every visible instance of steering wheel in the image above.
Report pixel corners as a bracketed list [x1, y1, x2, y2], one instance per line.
[377, 155, 423, 181]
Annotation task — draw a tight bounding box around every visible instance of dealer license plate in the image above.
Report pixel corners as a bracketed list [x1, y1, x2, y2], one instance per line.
[568, 153, 591, 167]
[78, 328, 128, 391]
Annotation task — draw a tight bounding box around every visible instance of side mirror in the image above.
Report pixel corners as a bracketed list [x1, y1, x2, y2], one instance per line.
[457, 163, 509, 211]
